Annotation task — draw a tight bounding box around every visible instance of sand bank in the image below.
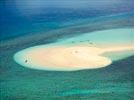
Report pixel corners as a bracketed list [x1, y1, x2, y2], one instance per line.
[14, 45, 134, 71]
[13, 28, 134, 71]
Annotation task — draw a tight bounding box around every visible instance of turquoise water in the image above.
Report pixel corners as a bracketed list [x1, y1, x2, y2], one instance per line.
[1, 1, 134, 99]
[56, 28, 134, 46]
[1, 14, 134, 100]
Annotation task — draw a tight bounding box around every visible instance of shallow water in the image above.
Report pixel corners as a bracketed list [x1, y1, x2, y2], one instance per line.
[1, 1, 134, 99]
[54, 28, 134, 47]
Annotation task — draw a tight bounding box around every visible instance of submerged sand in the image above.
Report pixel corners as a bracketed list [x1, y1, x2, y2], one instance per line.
[14, 45, 134, 71]
[13, 28, 134, 71]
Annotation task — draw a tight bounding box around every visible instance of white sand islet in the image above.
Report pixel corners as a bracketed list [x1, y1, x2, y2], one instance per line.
[14, 45, 134, 71]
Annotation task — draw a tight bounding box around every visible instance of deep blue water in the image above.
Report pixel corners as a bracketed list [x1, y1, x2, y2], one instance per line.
[0, 0, 134, 40]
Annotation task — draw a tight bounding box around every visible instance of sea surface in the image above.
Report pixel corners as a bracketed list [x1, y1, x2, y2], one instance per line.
[0, 0, 134, 100]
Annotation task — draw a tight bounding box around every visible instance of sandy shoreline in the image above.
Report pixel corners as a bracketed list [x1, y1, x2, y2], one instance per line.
[14, 45, 134, 71]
